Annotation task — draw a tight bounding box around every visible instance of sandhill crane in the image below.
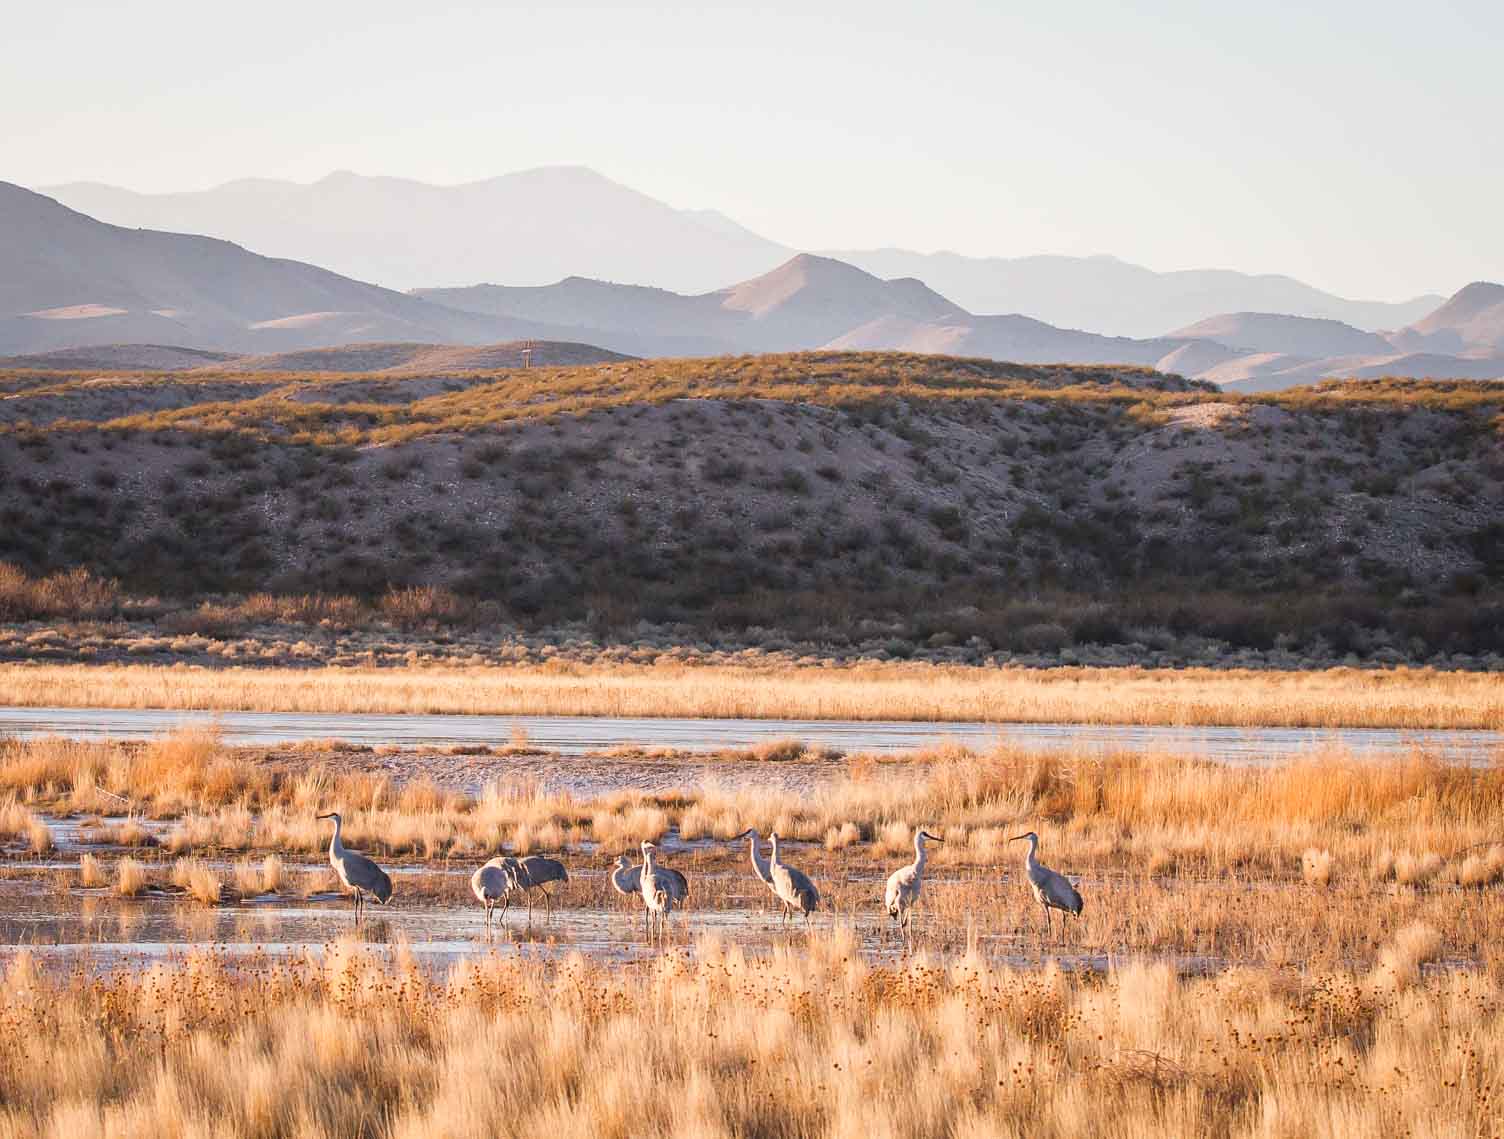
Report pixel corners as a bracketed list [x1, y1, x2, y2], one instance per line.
[316, 812, 392, 923]
[639, 840, 680, 938]
[470, 857, 517, 931]
[610, 853, 641, 904]
[884, 829, 943, 943]
[499, 854, 569, 922]
[1010, 831, 1083, 938]
[732, 827, 777, 912]
[768, 832, 819, 928]
[611, 852, 687, 919]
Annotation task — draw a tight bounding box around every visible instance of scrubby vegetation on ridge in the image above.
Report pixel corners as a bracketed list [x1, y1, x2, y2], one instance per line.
[2, 352, 1502, 663]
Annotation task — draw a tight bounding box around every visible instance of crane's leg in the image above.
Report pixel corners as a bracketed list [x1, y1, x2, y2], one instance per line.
[541, 886, 553, 921]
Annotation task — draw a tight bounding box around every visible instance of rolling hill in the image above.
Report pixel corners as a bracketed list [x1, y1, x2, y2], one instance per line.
[1167, 312, 1394, 358]
[1389, 282, 1504, 355]
[206, 341, 633, 374]
[0, 344, 238, 372]
[2, 352, 1500, 664]
[1160, 289, 1504, 390]
[417, 254, 974, 356]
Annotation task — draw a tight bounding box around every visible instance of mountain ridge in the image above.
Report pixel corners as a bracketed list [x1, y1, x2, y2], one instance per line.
[41, 167, 1442, 335]
[0, 181, 576, 355]
[6, 180, 1500, 386]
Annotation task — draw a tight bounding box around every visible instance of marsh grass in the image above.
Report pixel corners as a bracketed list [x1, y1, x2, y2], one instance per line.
[113, 857, 146, 897]
[5, 732, 1502, 880]
[169, 858, 223, 905]
[3, 661, 1502, 728]
[0, 925, 1498, 1137]
[76, 853, 103, 888]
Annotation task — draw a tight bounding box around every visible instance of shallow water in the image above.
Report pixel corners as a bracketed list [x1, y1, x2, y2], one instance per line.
[3, 706, 1500, 764]
[0, 873, 1175, 975]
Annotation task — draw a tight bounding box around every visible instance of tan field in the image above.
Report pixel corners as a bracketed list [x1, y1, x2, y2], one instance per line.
[0, 929, 1499, 1138]
[3, 661, 1503, 728]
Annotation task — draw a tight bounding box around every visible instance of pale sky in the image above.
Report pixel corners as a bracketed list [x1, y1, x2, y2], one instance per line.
[5, 0, 1499, 300]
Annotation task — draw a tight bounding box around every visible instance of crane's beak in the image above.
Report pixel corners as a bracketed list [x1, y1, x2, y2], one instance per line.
[1008, 834, 1027, 842]
[732, 829, 752, 839]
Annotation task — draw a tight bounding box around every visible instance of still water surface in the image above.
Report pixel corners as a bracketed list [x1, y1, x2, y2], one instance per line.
[0, 705, 1499, 763]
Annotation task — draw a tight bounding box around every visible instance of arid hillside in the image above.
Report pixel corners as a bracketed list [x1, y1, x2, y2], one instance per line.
[2, 352, 1502, 662]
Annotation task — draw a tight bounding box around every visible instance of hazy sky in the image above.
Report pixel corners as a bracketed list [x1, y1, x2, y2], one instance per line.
[6, 0, 1499, 299]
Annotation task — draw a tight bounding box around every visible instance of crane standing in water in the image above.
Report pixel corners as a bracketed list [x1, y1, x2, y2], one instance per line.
[609, 853, 641, 906]
[884, 828, 943, 944]
[639, 840, 682, 938]
[470, 857, 516, 931]
[496, 854, 569, 923]
[732, 827, 777, 913]
[1010, 830, 1084, 939]
[610, 852, 688, 921]
[316, 812, 393, 924]
[768, 832, 820, 929]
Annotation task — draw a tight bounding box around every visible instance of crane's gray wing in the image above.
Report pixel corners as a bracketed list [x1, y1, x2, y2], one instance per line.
[785, 865, 819, 909]
[344, 851, 393, 903]
[665, 867, 689, 901]
[1047, 873, 1083, 915]
[518, 856, 568, 887]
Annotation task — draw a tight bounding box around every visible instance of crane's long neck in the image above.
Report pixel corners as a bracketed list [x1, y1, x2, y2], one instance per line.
[1022, 834, 1040, 870]
[913, 834, 928, 872]
[748, 831, 769, 872]
[328, 816, 345, 857]
[768, 835, 783, 869]
[642, 847, 656, 874]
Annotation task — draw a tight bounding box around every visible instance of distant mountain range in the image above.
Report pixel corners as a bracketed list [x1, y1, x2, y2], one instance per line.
[42, 166, 1443, 338]
[40, 167, 788, 297]
[3, 180, 1500, 388]
[418, 258, 1504, 387]
[0, 181, 578, 355]
[825, 250, 1443, 339]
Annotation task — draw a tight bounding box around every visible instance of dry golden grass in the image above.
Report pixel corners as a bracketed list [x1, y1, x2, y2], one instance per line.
[0, 927, 1498, 1138]
[76, 852, 104, 888]
[169, 858, 223, 905]
[113, 857, 146, 897]
[5, 731, 1501, 879]
[2, 661, 1501, 727]
[0, 800, 51, 854]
